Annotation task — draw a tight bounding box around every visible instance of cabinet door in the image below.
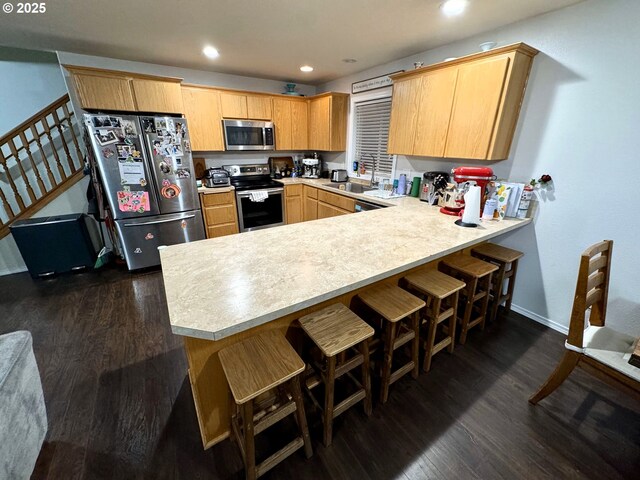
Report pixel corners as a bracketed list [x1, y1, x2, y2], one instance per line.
[72, 73, 136, 111]
[131, 79, 184, 114]
[304, 196, 318, 221]
[291, 100, 308, 150]
[444, 56, 510, 159]
[246, 95, 272, 120]
[285, 196, 303, 224]
[413, 68, 458, 157]
[317, 202, 349, 219]
[309, 97, 330, 151]
[181, 87, 224, 151]
[272, 98, 292, 150]
[387, 77, 422, 155]
[220, 92, 248, 118]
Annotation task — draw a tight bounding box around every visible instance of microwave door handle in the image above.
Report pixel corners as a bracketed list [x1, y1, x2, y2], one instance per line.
[123, 214, 195, 227]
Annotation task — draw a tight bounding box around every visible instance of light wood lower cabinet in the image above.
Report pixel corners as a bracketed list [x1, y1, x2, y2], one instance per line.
[317, 202, 351, 219]
[303, 186, 318, 221]
[317, 189, 355, 213]
[284, 185, 303, 224]
[200, 192, 239, 238]
[182, 86, 224, 151]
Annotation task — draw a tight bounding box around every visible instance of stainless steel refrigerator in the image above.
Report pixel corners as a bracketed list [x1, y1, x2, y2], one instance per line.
[84, 113, 205, 270]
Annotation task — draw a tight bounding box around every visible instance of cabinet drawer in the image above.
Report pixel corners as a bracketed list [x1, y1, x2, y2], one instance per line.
[207, 223, 239, 238]
[303, 185, 318, 199]
[202, 192, 235, 207]
[204, 205, 237, 225]
[317, 189, 355, 212]
[285, 184, 303, 197]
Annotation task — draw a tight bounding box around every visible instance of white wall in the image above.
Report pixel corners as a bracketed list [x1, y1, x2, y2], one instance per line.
[0, 46, 88, 276]
[319, 0, 640, 336]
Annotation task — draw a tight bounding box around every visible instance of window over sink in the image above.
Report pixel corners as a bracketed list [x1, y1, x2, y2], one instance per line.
[348, 87, 396, 181]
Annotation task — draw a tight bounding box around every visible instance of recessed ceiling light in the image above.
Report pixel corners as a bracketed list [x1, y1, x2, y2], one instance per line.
[300, 65, 314, 72]
[342, 58, 357, 63]
[441, 0, 468, 17]
[203, 46, 219, 59]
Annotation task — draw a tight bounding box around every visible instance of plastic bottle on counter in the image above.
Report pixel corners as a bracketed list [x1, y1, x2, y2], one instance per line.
[397, 174, 406, 196]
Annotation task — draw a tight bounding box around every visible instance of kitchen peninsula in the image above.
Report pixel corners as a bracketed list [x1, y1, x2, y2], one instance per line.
[159, 192, 530, 448]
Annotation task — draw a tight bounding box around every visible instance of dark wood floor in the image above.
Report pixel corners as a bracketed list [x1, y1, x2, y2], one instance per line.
[1, 266, 638, 479]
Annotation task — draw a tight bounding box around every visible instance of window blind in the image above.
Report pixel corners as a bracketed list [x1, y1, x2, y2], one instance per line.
[353, 97, 394, 178]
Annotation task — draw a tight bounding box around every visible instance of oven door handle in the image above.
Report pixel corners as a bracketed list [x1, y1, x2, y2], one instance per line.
[237, 188, 284, 198]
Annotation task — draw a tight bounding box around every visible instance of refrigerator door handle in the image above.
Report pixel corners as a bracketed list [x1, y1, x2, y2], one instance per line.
[123, 214, 196, 227]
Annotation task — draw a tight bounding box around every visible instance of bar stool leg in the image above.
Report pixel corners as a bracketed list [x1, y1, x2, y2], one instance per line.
[459, 278, 477, 345]
[380, 321, 397, 404]
[479, 274, 493, 331]
[360, 339, 373, 416]
[448, 292, 459, 354]
[242, 400, 256, 480]
[505, 259, 520, 313]
[424, 297, 441, 372]
[410, 312, 420, 379]
[290, 376, 313, 458]
[490, 265, 506, 322]
[323, 355, 337, 447]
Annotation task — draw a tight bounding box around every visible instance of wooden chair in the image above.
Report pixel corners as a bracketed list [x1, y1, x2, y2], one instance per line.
[218, 330, 313, 480]
[299, 303, 374, 446]
[439, 255, 498, 345]
[471, 243, 524, 322]
[356, 284, 425, 404]
[529, 240, 640, 404]
[402, 269, 466, 372]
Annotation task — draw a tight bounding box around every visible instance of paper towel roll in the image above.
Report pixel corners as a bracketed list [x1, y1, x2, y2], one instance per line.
[461, 186, 481, 225]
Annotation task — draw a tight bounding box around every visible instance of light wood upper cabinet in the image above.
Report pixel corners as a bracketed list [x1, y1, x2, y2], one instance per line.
[309, 93, 348, 151]
[220, 92, 248, 118]
[181, 86, 224, 151]
[71, 71, 137, 112]
[388, 43, 538, 161]
[387, 77, 422, 155]
[220, 92, 272, 120]
[413, 67, 458, 157]
[444, 56, 510, 159]
[273, 98, 308, 151]
[131, 79, 184, 114]
[65, 65, 184, 114]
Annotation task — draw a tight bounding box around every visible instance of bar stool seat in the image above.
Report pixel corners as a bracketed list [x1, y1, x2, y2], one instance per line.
[471, 243, 524, 322]
[403, 269, 466, 372]
[219, 330, 313, 480]
[357, 284, 425, 403]
[299, 303, 374, 446]
[439, 255, 498, 345]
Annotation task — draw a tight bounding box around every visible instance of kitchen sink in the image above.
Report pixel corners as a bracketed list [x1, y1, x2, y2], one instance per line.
[323, 182, 376, 194]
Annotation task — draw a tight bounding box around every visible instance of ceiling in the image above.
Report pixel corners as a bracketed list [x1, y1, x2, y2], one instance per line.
[0, 0, 582, 85]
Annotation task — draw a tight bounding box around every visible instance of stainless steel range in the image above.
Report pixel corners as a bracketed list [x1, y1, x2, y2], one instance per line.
[224, 164, 284, 232]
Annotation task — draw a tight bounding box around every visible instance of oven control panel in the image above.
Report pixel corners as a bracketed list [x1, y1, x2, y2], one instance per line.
[223, 164, 271, 177]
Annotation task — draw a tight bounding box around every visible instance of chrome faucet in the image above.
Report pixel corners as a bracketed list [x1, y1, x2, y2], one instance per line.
[367, 153, 378, 188]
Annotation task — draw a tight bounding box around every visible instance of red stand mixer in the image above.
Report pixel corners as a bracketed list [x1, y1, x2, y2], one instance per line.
[439, 166, 496, 216]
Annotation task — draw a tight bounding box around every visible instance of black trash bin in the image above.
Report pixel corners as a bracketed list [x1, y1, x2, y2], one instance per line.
[10, 213, 102, 278]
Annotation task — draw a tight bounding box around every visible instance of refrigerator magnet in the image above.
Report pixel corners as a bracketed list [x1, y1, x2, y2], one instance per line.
[145, 233, 154, 240]
[161, 184, 181, 199]
[92, 116, 113, 128]
[117, 144, 134, 159]
[95, 130, 118, 146]
[175, 122, 187, 138]
[184, 140, 191, 153]
[166, 118, 175, 132]
[155, 118, 167, 130]
[176, 168, 190, 179]
[117, 191, 150, 212]
[140, 179, 147, 187]
[134, 248, 142, 254]
[109, 117, 122, 128]
[159, 162, 172, 174]
[162, 179, 170, 187]
[102, 147, 115, 158]
[142, 118, 156, 133]
[181, 220, 187, 229]
[122, 119, 137, 136]
[124, 137, 134, 146]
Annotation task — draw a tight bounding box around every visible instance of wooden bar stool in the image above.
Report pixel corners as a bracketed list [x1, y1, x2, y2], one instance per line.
[299, 303, 374, 446]
[356, 284, 425, 404]
[218, 330, 313, 480]
[471, 243, 524, 322]
[439, 255, 498, 345]
[402, 269, 466, 372]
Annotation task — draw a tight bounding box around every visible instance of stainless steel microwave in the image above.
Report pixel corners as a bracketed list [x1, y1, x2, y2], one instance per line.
[222, 119, 275, 151]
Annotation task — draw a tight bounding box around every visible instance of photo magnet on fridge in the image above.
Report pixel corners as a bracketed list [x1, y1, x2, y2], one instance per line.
[95, 130, 118, 146]
[92, 116, 112, 128]
[155, 118, 167, 130]
[175, 122, 187, 138]
[142, 118, 156, 133]
[166, 118, 175, 132]
[122, 119, 138, 137]
[109, 117, 122, 128]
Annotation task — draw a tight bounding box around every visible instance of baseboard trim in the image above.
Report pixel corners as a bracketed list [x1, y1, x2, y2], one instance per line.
[0, 266, 28, 277]
[510, 304, 569, 335]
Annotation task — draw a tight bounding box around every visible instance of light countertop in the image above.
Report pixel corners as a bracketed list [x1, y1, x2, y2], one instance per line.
[160, 186, 531, 341]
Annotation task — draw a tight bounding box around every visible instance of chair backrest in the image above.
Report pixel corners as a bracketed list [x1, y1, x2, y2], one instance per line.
[566, 240, 613, 348]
